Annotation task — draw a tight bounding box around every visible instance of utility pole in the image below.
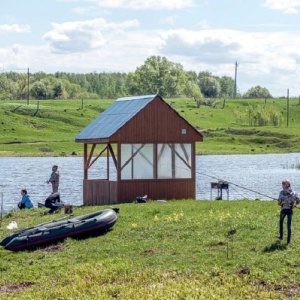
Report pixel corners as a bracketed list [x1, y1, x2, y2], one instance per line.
[234, 61, 239, 98]
[287, 89, 289, 127]
[27, 68, 30, 105]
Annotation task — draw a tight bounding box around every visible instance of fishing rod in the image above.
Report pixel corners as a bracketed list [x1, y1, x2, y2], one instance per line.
[0, 192, 3, 227]
[169, 163, 278, 200]
[195, 170, 278, 200]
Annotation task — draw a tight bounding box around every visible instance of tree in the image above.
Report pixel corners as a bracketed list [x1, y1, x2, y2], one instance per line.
[219, 76, 235, 98]
[185, 82, 203, 108]
[243, 85, 273, 99]
[30, 81, 48, 99]
[185, 71, 198, 82]
[0, 75, 15, 100]
[16, 73, 29, 100]
[128, 56, 186, 97]
[198, 76, 221, 98]
[198, 71, 212, 79]
[53, 81, 65, 99]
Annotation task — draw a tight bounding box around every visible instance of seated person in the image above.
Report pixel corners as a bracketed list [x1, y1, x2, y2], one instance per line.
[18, 189, 33, 209]
[45, 192, 63, 213]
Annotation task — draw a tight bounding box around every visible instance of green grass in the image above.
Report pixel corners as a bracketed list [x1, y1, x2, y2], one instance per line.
[1, 98, 300, 156]
[0, 99, 111, 156]
[172, 98, 300, 155]
[1, 200, 300, 299]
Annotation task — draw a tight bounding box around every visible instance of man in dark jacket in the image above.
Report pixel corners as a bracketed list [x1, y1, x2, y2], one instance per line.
[45, 192, 63, 213]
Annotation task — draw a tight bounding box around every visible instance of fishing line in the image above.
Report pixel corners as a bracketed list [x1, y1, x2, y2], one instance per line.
[226, 184, 248, 200]
[195, 170, 277, 200]
[168, 163, 278, 200]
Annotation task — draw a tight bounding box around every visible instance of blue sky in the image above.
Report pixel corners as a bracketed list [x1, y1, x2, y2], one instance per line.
[1, 0, 300, 96]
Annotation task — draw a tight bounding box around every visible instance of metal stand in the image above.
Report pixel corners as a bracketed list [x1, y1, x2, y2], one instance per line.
[210, 181, 229, 200]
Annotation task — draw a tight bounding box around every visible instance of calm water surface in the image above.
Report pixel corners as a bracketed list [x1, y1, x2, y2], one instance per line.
[0, 153, 299, 212]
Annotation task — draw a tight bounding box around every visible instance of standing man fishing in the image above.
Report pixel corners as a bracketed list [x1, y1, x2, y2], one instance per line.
[278, 179, 299, 245]
[46, 165, 60, 193]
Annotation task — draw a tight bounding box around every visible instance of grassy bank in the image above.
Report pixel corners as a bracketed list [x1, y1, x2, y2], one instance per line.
[1, 98, 300, 156]
[1, 200, 300, 299]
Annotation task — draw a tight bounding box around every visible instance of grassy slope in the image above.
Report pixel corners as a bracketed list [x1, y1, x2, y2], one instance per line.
[173, 98, 300, 155]
[1, 200, 300, 299]
[0, 98, 300, 156]
[0, 100, 111, 156]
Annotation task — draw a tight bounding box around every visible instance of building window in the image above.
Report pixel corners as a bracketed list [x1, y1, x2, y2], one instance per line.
[121, 144, 154, 179]
[121, 143, 192, 180]
[157, 143, 192, 179]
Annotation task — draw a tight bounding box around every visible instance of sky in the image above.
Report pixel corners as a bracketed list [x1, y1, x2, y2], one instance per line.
[1, 0, 300, 97]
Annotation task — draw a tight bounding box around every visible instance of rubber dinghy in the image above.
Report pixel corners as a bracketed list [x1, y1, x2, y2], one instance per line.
[0, 208, 118, 251]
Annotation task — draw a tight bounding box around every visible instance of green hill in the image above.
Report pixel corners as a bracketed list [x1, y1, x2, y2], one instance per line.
[0, 98, 299, 156]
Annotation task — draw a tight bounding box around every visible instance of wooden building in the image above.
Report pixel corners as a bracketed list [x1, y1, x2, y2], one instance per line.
[75, 94, 203, 205]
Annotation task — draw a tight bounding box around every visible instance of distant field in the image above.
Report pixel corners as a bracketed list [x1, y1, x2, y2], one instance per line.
[0, 97, 299, 156]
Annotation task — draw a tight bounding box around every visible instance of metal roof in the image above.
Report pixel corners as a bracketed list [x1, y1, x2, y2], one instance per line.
[75, 94, 157, 141]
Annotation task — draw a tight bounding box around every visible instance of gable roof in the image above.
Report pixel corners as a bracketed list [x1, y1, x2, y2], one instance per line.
[75, 94, 203, 143]
[75, 94, 157, 142]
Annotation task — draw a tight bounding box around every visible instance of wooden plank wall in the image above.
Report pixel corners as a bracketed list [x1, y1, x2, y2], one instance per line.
[83, 179, 194, 205]
[112, 98, 202, 143]
[117, 179, 195, 203]
[83, 180, 118, 205]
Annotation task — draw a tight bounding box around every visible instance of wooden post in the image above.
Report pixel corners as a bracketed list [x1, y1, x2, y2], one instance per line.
[107, 145, 109, 180]
[84, 143, 88, 179]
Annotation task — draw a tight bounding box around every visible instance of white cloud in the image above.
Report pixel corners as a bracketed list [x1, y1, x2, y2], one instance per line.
[161, 15, 179, 25]
[1, 19, 300, 96]
[196, 20, 210, 29]
[86, 0, 195, 9]
[0, 44, 32, 71]
[263, 0, 300, 14]
[17, 29, 161, 74]
[43, 18, 139, 53]
[72, 5, 110, 16]
[160, 29, 300, 69]
[0, 24, 30, 33]
[158, 28, 300, 95]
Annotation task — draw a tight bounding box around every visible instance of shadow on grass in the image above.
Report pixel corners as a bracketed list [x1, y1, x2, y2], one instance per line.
[263, 241, 287, 252]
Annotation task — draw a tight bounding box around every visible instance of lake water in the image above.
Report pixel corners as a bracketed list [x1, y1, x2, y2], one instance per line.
[0, 153, 299, 213]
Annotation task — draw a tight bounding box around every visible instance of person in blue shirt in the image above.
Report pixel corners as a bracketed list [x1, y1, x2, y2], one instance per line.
[18, 189, 34, 209]
[278, 179, 299, 244]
